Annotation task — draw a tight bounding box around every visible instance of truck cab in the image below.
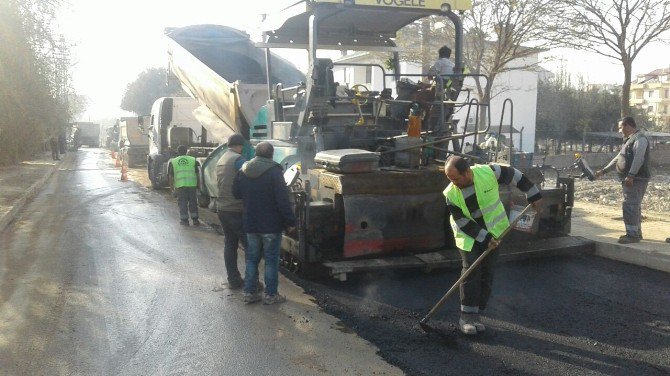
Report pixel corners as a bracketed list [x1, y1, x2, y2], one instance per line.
[146, 97, 216, 189]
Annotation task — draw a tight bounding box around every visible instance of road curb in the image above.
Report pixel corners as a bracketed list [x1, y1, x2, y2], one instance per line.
[0, 161, 59, 232]
[593, 241, 670, 273]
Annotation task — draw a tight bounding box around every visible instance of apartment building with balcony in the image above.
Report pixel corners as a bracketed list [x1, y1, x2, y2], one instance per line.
[630, 67, 670, 130]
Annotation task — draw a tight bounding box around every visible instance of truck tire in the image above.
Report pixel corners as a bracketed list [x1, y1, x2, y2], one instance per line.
[197, 189, 210, 208]
[148, 160, 161, 190]
[127, 154, 137, 168]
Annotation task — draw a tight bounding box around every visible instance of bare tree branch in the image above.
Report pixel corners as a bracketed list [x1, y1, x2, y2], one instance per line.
[550, 0, 670, 117]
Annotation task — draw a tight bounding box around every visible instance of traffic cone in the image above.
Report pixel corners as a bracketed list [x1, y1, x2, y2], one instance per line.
[120, 161, 128, 182]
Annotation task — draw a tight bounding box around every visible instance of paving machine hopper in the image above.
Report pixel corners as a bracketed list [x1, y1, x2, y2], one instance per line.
[165, 24, 306, 205]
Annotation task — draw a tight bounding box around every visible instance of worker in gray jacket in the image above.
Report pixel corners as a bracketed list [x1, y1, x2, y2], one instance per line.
[216, 134, 248, 289]
[595, 116, 651, 244]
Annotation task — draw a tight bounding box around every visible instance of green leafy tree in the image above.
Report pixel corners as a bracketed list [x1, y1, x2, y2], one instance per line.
[120, 68, 186, 115]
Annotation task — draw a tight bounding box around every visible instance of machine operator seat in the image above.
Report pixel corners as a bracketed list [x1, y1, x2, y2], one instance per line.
[314, 58, 336, 98]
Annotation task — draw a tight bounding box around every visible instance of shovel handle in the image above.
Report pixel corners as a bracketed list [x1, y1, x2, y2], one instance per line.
[420, 204, 534, 324]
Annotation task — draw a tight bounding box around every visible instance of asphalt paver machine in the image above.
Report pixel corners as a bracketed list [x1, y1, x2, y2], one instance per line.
[172, 0, 593, 280]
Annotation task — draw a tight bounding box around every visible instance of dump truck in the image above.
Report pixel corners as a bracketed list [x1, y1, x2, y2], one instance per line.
[118, 117, 149, 167]
[73, 122, 101, 147]
[146, 97, 219, 189]
[166, 0, 592, 280]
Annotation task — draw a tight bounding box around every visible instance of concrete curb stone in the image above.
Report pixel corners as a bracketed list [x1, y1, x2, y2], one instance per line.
[593, 241, 670, 273]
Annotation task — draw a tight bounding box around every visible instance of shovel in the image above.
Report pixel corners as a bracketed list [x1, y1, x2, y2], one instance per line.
[419, 203, 534, 334]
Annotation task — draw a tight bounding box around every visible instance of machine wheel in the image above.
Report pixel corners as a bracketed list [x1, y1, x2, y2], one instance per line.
[279, 250, 327, 280]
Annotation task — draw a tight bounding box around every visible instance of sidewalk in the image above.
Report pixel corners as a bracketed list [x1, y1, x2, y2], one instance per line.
[0, 151, 67, 231]
[2, 152, 669, 274]
[572, 201, 670, 273]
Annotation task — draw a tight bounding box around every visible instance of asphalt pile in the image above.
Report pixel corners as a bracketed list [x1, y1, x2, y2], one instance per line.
[573, 168, 670, 214]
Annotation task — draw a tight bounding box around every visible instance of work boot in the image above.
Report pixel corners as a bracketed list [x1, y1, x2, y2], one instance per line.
[192, 218, 201, 226]
[243, 292, 262, 304]
[618, 234, 640, 244]
[180, 219, 190, 226]
[263, 293, 286, 305]
[472, 314, 486, 332]
[228, 279, 244, 290]
[458, 313, 478, 335]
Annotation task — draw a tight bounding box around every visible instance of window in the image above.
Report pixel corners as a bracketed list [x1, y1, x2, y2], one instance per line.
[648, 90, 654, 98]
[665, 105, 668, 114]
[665, 89, 669, 98]
[365, 66, 372, 86]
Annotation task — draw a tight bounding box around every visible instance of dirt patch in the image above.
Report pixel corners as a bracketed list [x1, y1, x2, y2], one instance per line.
[573, 168, 670, 214]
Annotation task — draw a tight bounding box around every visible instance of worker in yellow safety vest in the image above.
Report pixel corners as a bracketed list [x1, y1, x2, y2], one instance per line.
[444, 156, 543, 335]
[169, 145, 200, 226]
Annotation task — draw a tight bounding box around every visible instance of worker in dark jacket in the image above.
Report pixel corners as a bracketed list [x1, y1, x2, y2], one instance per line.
[168, 145, 200, 226]
[444, 156, 542, 335]
[233, 142, 296, 305]
[595, 116, 651, 244]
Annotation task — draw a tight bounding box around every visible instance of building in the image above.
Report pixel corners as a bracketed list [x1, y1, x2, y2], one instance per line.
[331, 50, 542, 153]
[630, 67, 670, 130]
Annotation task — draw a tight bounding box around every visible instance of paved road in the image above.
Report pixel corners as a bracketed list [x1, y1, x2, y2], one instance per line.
[0, 148, 401, 375]
[294, 253, 670, 375]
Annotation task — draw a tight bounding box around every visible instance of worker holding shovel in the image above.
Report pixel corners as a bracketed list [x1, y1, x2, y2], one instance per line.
[443, 156, 543, 335]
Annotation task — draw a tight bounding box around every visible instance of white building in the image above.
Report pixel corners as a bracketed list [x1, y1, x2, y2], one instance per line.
[332, 52, 541, 153]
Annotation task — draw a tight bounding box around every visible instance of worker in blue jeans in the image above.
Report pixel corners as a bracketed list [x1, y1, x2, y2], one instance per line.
[233, 142, 296, 305]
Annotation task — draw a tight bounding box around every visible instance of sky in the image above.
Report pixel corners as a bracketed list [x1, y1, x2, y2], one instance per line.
[56, 0, 670, 122]
[57, 0, 291, 122]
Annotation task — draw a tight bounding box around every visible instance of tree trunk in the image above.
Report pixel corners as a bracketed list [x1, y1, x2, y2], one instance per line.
[421, 19, 431, 77]
[621, 61, 632, 118]
[477, 90, 491, 145]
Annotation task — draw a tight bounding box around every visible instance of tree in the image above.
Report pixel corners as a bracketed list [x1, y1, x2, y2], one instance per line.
[460, 0, 560, 132]
[120, 68, 186, 115]
[536, 70, 581, 147]
[0, 0, 74, 165]
[551, 0, 670, 117]
[537, 70, 622, 152]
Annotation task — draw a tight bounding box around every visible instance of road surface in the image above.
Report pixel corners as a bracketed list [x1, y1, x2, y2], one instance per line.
[0, 148, 401, 375]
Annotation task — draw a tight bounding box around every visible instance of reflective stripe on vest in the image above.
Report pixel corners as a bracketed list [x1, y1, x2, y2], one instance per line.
[171, 156, 197, 188]
[444, 164, 510, 251]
